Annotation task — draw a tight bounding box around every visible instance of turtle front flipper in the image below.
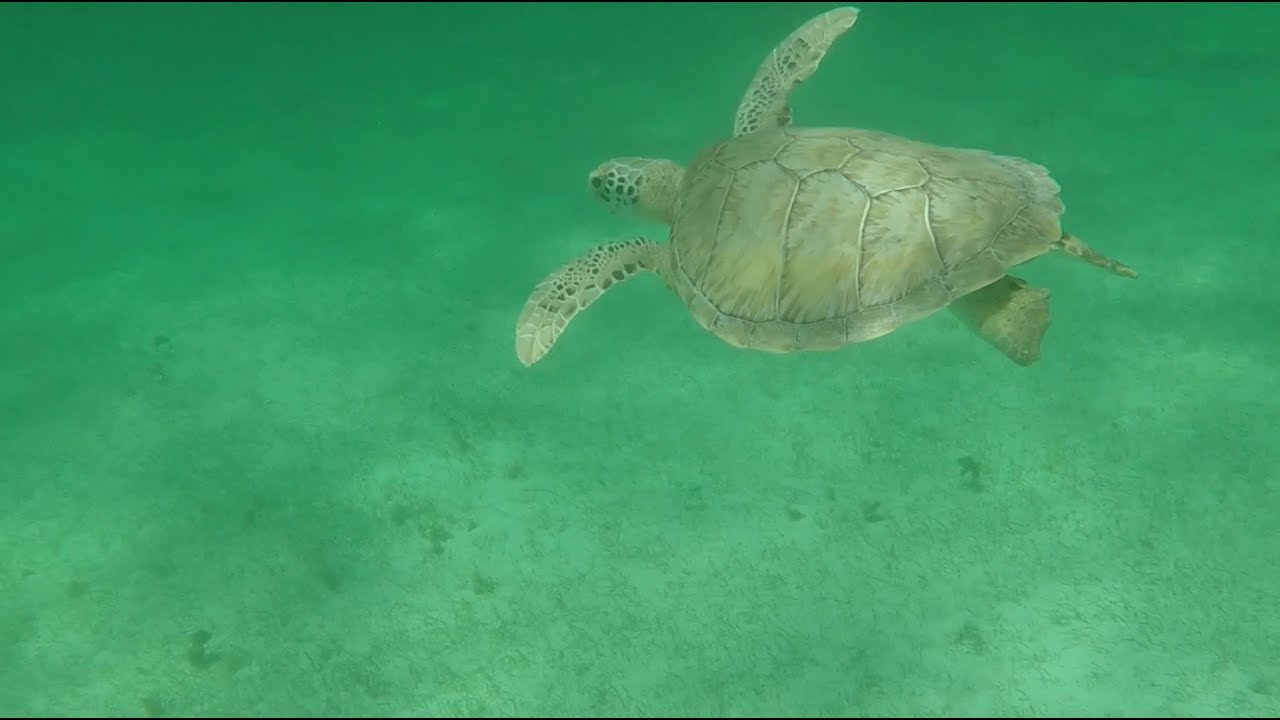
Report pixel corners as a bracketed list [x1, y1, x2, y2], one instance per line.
[515, 238, 668, 367]
[733, 6, 860, 137]
[949, 275, 1052, 367]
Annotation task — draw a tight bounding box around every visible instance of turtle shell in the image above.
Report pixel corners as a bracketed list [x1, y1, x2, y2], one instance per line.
[666, 126, 1065, 352]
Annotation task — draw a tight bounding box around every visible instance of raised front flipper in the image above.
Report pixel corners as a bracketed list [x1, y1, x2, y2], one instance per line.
[733, 6, 860, 137]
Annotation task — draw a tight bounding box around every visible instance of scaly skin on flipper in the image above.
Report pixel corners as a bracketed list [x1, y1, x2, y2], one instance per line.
[514, 238, 668, 367]
[950, 275, 1052, 366]
[733, 6, 860, 137]
[1054, 232, 1138, 278]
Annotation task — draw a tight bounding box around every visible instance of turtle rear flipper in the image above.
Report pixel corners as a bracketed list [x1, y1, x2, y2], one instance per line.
[949, 275, 1051, 367]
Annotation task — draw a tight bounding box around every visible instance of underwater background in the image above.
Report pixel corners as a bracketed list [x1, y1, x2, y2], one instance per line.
[2, 2, 1277, 716]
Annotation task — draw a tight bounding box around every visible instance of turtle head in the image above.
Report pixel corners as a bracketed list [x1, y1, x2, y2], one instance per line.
[588, 157, 683, 226]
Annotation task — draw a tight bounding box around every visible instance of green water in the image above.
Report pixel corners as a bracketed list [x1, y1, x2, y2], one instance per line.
[2, 2, 1277, 717]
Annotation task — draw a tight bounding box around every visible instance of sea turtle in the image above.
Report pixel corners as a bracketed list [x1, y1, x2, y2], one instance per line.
[515, 6, 1135, 368]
